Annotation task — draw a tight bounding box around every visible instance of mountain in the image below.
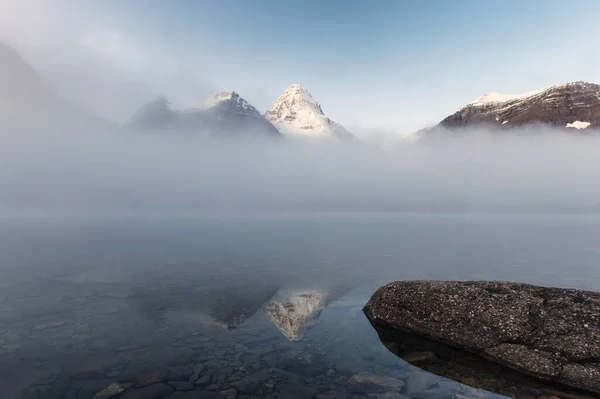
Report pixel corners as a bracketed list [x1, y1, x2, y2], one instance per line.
[0, 40, 112, 131]
[127, 91, 280, 138]
[127, 96, 174, 131]
[409, 81, 600, 141]
[404, 127, 431, 143]
[264, 84, 354, 140]
[262, 288, 347, 341]
[198, 91, 281, 137]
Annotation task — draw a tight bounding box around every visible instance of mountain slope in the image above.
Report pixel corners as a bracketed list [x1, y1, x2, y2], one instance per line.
[198, 91, 281, 137]
[409, 81, 600, 141]
[127, 91, 281, 138]
[265, 84, 354, 140]
[127, 96, 174, 131]
[0, 40, 112, 131]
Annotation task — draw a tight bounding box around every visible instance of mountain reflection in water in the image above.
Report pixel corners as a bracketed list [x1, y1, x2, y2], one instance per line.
[262, 287, 349, 341]
[1, 274, 511, 399]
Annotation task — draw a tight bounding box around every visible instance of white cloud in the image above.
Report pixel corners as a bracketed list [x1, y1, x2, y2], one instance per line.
[79, 29, 146, 73]
[81, 30, 126, 58]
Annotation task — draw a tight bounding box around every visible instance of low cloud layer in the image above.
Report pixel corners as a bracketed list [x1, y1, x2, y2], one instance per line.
[2, 128, 600, 217]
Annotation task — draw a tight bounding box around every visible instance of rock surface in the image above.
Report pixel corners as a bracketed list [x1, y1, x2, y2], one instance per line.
[363, 280, 600, 395]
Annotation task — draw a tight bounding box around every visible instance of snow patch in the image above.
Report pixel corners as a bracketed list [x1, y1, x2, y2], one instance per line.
[470, 90, 542, 106]
[200, 91, 239, 109]
[566, 120, 591, 130]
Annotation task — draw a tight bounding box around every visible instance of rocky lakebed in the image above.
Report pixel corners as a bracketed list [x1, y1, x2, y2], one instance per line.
[1, 274, 598, 399]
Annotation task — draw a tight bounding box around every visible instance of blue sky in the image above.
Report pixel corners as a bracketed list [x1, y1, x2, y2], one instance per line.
[2, 0, 600, 136]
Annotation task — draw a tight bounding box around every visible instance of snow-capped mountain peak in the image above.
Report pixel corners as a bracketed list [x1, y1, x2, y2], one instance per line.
[275, 83, 323, 112]
[265, 84, 354, 139]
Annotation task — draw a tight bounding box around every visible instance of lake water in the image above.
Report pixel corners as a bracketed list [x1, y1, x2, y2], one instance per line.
[1, 213, 599, 399]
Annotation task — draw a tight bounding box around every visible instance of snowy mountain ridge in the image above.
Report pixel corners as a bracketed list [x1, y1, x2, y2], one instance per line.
[469, 82, 599, 106]
[407, 81, 600, 142]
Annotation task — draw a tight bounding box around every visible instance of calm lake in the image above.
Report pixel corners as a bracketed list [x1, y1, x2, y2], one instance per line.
[1, 213, 599, 399]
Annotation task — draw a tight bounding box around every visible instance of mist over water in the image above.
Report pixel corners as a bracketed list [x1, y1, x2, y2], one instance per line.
[2, 128, 600, 217]
[1, 212, 600, 398]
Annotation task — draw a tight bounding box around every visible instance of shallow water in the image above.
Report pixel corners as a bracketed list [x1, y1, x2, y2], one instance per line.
[1, 213, 599, 398]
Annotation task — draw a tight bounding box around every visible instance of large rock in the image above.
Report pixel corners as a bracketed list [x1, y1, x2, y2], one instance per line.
[363, 281, 600, 395]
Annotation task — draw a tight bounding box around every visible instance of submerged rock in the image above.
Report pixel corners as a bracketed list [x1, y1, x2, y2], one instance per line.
[119, 383, 174, 399]
[363, 280, 600, 395]
[167, 392, 225, 399]
[348, 372, 404, 394]
[401, 351, 437, 366]
[92, 383, 125, 399]
[135, 370, 169, 387]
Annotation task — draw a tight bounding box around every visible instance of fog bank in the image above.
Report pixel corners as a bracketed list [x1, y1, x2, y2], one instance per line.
[2, 129, 600, 217]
